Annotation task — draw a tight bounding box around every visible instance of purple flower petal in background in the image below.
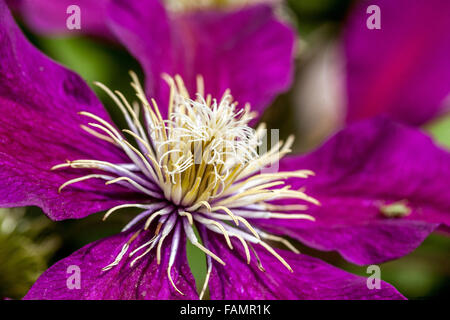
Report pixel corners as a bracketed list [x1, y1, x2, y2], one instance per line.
[344, 0, 450, 126]
[107, 0, 296, 120]
[257, 118, 449, 265]
[0, 1, 137, 220]
[12, 0, 112, 38]
[9, 0, 296, 121]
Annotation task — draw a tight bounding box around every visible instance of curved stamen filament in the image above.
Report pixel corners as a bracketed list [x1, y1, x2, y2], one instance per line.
[194, 216, 233, 249]
[257, 229, 300, 254]
[199, 257, 212, 300]
[106, 176, 162, 198]
[178, 210, 194, 225]
[183, 219, 225, 266]
[259, 241, 293, 273]
[53, 160, 157, 190]
[80, 124, 117, 145]
[103, 230, 141, 271]
[129, 222, 163, 260]
[104, 203, 164, 221]
[233, 233, 251, 264]
[167, 223, 184, 295]
[144, 207, 174, 230]
[57, 174, 115, 193]
[210, 206, 239, 225]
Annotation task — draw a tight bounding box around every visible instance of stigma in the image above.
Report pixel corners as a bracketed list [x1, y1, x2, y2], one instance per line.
[52, 72, 318, 298]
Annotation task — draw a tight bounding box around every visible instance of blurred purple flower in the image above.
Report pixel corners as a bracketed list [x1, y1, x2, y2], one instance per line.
[344, 0, 450, 125]
[10, 0, 112, 38]
[1, 1, 449, 300]
[11, 0, 296, 120]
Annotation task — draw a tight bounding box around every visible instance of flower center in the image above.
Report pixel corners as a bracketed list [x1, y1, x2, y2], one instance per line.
[153, 76, 260, 207]
[52, 72, 318, 298]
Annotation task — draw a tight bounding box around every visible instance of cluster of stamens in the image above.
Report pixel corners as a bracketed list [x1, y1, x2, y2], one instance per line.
[52, 72, 318, 298]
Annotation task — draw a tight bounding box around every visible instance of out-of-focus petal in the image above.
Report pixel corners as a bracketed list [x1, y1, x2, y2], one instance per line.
[15, 0, 112, 38]
[0, 1, 134, 221]
[206, 233, 405, 299]
[345, 0, 450, 125]
[24, 228, 198, 300]
[256, 118, 449, 265]
[107, 0, 296, 119]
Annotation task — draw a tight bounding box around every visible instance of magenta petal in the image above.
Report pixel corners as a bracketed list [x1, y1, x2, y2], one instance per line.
[345, 0, 450, 125]
[107, 0, 296, 119]
[206, 234, 405, 300]
[16, 0, 111, 38]
[0, 2, 133, 220]
[106, 0, 172, 115]
[257, 118, 449, 265]
[24, 230, 198, 300]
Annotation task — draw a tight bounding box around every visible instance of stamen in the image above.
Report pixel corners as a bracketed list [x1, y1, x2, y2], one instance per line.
[144, 207, 174, 230]
[198, 227, 213, 300]
[211, 206, 239, 225]
[129, 234, 161, 267]
[102, 242, 130, 271]
[199, 257, 212, 300]
[103, 203, 163, 221]
[58, 174, 115, 193]
[102, 230, 141, 271]
[259, 241, 293, 273]
[156, 214, 178, 264]
[249, 243, 265, 272]
[263, 204, 309, 211]
[167, 223, 185, 295]
[128, 223, 163, 259]
[194, 216, 234, 249]
[105, 176, 162, 198]
[79, 111, 122, 139]
[122, 209, 155, 232]
[183, 219, 225, 265]
[257, 229, 300, 254]
[268, 213, 315, 221]
[81, 124, 117, 145]
[53, 160, 155, 189]
[178, 210, 194, 225]
[186, 200, 211, 212]
[233, 233, 251, 264]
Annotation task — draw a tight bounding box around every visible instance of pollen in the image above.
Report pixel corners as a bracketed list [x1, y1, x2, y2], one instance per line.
[52, 71, 318, 298]
[379, 200, 411, 218]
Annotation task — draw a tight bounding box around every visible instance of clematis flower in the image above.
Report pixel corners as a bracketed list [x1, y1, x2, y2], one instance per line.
[1, 1, 449, 301]
[344, 0, 450, 126]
